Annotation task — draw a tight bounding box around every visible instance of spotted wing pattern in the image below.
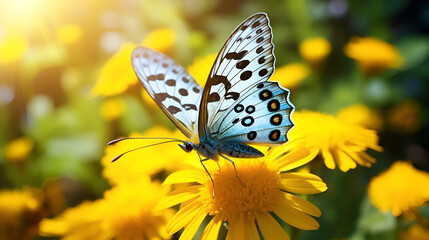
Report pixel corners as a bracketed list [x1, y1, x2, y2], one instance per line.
[213, 81, 294, 145]
[198, 13, 276, 138]
[132, 47, 203, 138]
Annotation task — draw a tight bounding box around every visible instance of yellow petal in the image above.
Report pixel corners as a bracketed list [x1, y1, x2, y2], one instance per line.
[155, 186, 200, 211]
[179, 207, 207, 240]
[275, 146, 319, 172]
[39, 219, 69, 236]
[166, 201, 204, 235]
[321, 149, 336, 169]
[200, 215, 222, 240]
[244, 217, 260, 240]
[256, 211, 290, 240]
[273, 197, 320, 230]
[162, 170, 208, 185]
[280, 172, 327, 194]
[336, 149, 357, 172]
[91, 43, 137, 97]
[284, 193, 321, 217]
[226, 215, 260, 240]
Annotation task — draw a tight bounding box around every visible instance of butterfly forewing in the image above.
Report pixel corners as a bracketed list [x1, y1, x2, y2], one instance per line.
[132, 47, 203, 138]
[198, 13, 276, 137]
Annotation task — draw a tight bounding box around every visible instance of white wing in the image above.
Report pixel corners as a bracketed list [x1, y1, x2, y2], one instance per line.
[198, 13, 294, 144]
[132, 47, 203, 138]
[198, 13, 275, 137]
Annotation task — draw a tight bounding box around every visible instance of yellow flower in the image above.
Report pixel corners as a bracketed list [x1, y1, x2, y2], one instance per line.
[337, 104, 383, 130]
[0, 33, 29, 64]
[287, 111, 383, 172]
[156, 145, 326, 239]
[0, 188, 44, 240]
[368, 161, 429, 216]
[187, 53, 217, 86]
[91, 42, 137, 97]
[40, 177, 174, 240]
[100, 97, 126, 121]
[272, 63, 310, 89]
[56, 24, 83, 45]
[141, 28, 176, 54]
[3, 136, 34, 164]
[91, 28, 176, 97]
[401, 224, 429, 240]
[344, 37, 403, 75]
[388, 100, 421, 134]
[101, 126, 189, 185]
[299, 37, 331, 67]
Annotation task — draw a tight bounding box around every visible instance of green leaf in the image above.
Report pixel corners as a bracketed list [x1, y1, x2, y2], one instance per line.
[396, 36, 429, 70]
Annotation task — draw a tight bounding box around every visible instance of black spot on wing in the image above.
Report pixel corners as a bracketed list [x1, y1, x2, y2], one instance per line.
[167, 106, 181, 114]
[193, 87, 200, 93]
[259, 90, 273, 101]
[259, 69, 268, 77]
[147, 74, 165, 81]
[208, 92, 220, 102]
[224, 50, 248, 60]
[209, 75, 231, 91]
[240, 71, 252, 80]
[241, 116, 254, 127]
[269, 130, 281, 141]
[234, 104, 244, 113]
[183, 104, 197, 110]
[270, 114, 283, 126]
[247, 131, 257, 140]
[166, 79, 176, 86]
[267, 99, 280, 112]
[179, 89, 188, 96]
[245, 105, 255, 114]
[154, 93, 180, 104]
[225, 92, 240, 100]
[252, 20, 261, 28]
[236, 60, 250, 69]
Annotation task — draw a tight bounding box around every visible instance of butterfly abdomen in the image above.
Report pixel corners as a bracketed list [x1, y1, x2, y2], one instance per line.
[219, 141, 264, 158]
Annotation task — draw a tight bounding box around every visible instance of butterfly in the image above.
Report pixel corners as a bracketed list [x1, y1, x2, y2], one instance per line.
[110, 13, 294, 192]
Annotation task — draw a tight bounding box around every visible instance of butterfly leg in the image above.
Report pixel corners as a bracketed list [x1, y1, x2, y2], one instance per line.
[220, 154, 245, 188]
[197, 154, 215, 198]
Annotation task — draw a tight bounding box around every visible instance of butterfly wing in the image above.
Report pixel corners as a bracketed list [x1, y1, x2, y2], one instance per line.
[198, 13, 275, 137]
[198, 12, 294, 144]
[132, 46, 203, 138]
[214, 81, 294, 145]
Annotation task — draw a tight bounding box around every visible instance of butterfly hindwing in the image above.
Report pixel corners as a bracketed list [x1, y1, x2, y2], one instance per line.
[213, 82, 293, 145]
[198, 13, 275, 137]
[132, 47, 202, 138]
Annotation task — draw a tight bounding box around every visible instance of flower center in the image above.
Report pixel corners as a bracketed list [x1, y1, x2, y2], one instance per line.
[201, 160, 280, 221]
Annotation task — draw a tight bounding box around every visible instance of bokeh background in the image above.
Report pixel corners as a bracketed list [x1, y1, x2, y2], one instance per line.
[0, 0, 428, 239]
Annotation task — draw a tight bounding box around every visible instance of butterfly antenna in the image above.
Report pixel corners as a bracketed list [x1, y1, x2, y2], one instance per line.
[111, 140, 181, 162]
[108, 137, 183, 145]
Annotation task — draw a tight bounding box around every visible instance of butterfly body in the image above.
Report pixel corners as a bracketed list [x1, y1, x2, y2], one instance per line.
[130, 13, 294, 186]
[181, 137, 264, 161]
